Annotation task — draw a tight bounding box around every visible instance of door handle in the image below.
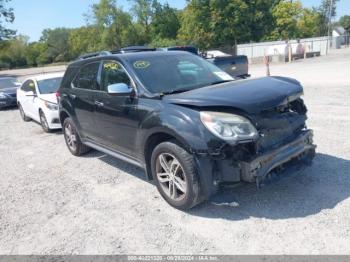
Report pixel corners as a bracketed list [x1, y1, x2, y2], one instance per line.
[94, 101, 104, 107]
[69, 94, 77, 100]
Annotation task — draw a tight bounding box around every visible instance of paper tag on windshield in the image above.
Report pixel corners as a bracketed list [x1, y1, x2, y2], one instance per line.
[214, 71, 233, 81]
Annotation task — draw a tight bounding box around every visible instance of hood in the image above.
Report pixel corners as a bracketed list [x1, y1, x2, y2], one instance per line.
[163, 76, 303, 114]
[39, 93, 58, 104]
[0, 87, 18, 95]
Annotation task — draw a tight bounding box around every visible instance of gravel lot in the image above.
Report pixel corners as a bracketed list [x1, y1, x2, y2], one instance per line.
[1, 48, 350, 255]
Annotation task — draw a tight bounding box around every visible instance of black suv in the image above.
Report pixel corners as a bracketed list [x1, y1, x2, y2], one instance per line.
[58, 51, 316, 210]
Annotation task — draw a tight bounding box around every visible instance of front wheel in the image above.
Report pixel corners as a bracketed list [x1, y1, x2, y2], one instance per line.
[63, 117, 90, 156]
[151, 141, 202, 210]
[39, 110, 51, 133]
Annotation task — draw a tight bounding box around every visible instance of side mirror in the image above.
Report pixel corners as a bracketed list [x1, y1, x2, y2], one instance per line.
[26, 91, 37, 97]
[107, 83, 133, 96]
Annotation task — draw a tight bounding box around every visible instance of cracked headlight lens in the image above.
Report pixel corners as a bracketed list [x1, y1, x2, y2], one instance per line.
[200, 111, 258, 143]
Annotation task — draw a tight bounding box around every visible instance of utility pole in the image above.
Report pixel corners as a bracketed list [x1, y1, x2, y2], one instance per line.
[326, 0, 334, 55]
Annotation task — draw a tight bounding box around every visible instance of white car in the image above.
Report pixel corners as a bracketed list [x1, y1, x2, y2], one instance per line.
[17, 73, 64, 132]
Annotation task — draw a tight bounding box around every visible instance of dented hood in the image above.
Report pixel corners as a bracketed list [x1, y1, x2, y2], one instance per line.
[163, 76, 303, 114]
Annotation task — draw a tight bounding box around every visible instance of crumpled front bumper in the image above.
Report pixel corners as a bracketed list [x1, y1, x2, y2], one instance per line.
[240, 130, 316, 183]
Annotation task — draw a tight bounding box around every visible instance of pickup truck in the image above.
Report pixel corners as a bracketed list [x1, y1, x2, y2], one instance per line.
[162, 46, 250, 79]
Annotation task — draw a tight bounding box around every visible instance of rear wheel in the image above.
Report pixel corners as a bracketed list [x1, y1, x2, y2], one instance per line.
[151, 141, 202, 210]
[19, 104, 30, 122]
[63, 117, 90, 156]
[39, 110, 51, 133]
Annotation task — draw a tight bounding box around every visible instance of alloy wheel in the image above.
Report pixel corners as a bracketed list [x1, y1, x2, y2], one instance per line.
[156, 153, 187, 201]
[65, 123, 77, 151]
[40, 112, 49, 131]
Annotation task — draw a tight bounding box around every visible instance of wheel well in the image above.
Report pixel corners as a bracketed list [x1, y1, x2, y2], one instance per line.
[59, 111, 69, 125]
[144, 132, 185, 180]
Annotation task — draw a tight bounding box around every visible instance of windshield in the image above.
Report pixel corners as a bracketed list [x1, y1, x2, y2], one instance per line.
[129, 53, 234, 94]
[37, 77, 62, 94]
[0, 78, 18, 89]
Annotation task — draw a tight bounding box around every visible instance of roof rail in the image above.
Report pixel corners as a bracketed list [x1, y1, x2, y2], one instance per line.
[119, 46, 157, 53]
[78, 51, 112, 60]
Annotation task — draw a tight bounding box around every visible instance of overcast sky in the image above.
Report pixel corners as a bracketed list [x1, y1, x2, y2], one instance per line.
[7, 0, 350, 42]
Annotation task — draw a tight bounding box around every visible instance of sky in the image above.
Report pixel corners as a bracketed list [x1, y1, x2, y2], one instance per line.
[6, 0, 350, 42]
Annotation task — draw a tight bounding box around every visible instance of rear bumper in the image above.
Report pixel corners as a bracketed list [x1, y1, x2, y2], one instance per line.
[240, 130, 316, 182]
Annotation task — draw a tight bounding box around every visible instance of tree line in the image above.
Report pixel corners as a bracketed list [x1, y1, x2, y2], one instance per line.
[0, 0, 348, 69]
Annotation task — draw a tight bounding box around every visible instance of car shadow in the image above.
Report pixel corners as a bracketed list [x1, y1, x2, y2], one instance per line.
[189, 153, 350, 220]
[82, 151, 350, 220]
[83, 150, 150, 183]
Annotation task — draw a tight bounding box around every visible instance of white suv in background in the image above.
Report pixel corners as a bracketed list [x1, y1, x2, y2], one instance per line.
[17, 73, 64, 132]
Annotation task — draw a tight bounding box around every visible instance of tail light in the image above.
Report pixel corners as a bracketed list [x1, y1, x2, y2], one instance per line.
[55, 90, 61, 104]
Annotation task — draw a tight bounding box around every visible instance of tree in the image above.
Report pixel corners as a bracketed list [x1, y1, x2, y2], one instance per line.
[179, 0, 281, 48]
[338, 15, 350, 32]
[151, 2, 180, 40]
[0, 0, 15, 40]
[268, 0, 303, 40]
[297, 8, 321, 38]
[87, 0, 141, 50]
[40, 28, 71, 62]
[130, 0, 154, 44]
[317, 0, 339, 36]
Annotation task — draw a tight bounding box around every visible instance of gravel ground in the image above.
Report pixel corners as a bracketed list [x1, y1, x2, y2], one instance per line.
[1, 48, 350, 255]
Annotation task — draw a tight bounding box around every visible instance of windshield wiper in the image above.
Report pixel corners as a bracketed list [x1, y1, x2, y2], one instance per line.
[210, 80, 234, 86]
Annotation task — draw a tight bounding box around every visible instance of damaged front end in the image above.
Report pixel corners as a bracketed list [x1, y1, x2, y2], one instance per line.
[206, 98, 316, 187]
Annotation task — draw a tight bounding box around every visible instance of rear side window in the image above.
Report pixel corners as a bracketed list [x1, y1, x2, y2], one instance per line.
[100, 61, 131, 92]
[72, 62, 100, 90]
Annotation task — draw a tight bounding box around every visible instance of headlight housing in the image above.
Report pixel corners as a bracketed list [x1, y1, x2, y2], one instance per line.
[200, 111, 258, 143]
[0, 92, 8, 99]
[44, 101, 58, 111]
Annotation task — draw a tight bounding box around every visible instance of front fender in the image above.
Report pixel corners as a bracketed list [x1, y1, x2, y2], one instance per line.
[139, 105, 210, 155]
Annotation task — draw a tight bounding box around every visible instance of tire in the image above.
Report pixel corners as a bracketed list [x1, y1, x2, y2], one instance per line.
[19, 104, 30, 122]
[151, 141, 202, 210]
[63, 117, 90, 156]
[39, 110, 51, 133]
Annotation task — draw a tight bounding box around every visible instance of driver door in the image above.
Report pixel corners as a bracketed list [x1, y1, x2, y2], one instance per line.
[92, 60, 139, 156]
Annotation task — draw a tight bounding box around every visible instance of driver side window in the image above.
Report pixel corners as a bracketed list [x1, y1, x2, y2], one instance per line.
[101, 61, 131, 92]
[21, 80, 36, 93]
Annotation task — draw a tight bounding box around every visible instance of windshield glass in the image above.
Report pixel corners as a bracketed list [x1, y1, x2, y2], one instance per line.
[37, 77, 62, 94]
[129, 53, 234, 94]
[0, 78, 18, 89]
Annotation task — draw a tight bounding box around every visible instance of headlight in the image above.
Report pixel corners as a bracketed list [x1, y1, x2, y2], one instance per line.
[0, 93, 8, 99]
[200, 111, 258, 143]
[44, 101, 58, 111]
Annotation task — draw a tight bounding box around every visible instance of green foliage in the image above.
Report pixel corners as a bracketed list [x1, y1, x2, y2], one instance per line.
[0, 0, 343, 70]
[0, 0, 16, 40]
[317, 0, 340, 36]
[338, 15, 350, 32]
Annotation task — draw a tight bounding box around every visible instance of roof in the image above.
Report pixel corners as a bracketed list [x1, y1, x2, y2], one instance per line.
[69, 50, 191, 66]
[334, 26, 346, 35]
[31, 72, 65, 81]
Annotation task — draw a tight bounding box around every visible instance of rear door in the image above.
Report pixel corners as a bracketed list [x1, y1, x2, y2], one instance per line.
[70, 61, 101, 140]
